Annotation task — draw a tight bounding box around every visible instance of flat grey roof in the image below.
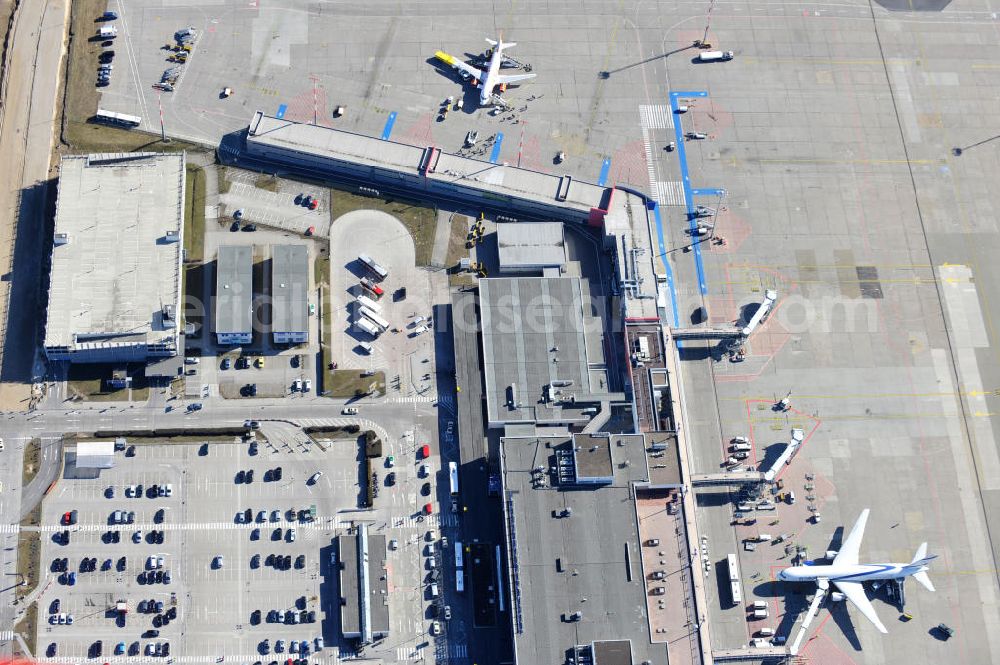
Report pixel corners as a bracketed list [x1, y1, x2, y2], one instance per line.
[271, 245, 308, 334]
[367, 534, 389, 634]
[44, 153, 184, 350]
[573, 434, 614, 480]
[500, 435, 664, 665]
[337, 534, 360, 636]
[215, 246, 253, 335]
[247, 111, 610, 215]
[497, 222, 566, 270]
[480, 277, 613, 426]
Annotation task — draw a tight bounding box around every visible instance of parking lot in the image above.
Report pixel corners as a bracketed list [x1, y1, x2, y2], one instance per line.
[33, 416, 465, 663]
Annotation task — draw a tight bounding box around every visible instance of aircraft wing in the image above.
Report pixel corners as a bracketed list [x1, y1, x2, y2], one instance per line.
[434, 51, 483, 79]
[834, 580, 888, 634]
[833, 508, 870, 566]
[495, 72, 536, 85]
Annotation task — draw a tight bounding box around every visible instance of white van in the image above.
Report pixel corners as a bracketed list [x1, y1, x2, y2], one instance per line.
[757, 628, 775, 637]
[358, 341, 373, 354]
[731, 442, 752, 452]
[429, 583, 439, 598]
[752, 608, 769, 620]
[751, 601, 768, 610]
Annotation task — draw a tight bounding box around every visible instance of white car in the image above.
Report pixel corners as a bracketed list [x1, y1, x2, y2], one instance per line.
[303, 379, 312, 392]
[430, 620, 442, 636]
[184, 356, 199, 365]
[342, 407, 358, 415]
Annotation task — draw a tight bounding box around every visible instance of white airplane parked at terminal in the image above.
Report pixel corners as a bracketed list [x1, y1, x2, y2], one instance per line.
[778, 509, 936, 638]
[434, 36, 536, 107]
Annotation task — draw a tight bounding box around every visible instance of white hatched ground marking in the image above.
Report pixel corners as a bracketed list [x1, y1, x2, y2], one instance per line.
[653, 181, 685, 206]
[450, 643, 469, 658]
[642, 128, 657, 189]
[639, 104, 673, 129]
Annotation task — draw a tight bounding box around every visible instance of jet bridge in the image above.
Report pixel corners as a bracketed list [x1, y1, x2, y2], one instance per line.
[669, 290, 777, 342]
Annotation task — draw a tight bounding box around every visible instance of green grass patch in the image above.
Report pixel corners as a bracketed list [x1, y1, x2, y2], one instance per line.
[66, 363, 152, 402]
[324, 369, 386, 399]
[218, 166, 232, 195]
[329, 189, 437, 266]
[184, 165, 206, 263]
[21, 438, 42, 487]
[314, 252, 330, 287]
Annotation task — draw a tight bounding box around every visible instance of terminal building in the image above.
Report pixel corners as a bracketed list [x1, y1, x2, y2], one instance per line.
[337, 525, 389, 644]
[43, 153, 185, 366]
[500, 433, 683, 665]
[496, 222, 567, 275]
[479, 277, 625, 429]
[215, 246, 253, 345]
[271, 244, 309, 344]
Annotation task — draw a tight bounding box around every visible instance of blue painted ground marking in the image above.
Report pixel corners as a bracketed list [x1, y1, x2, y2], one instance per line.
[490, 133, 504, 163]
[381, 111, 398, 140]
[691, 187, 725, 197]
[669, 90, 710, 295]
[597, 158, 612, 186]
[650, 202, 681, 329]
[275, 104, 287, 119]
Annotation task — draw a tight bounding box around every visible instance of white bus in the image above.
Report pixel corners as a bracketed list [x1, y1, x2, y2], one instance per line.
[448, 462, 459, 497]
[359, 306, 389, 331]
[454, 541, 464, 570]
[727, 553, 742, 606]
[358, 254, 388, 280]
[355, 318, 381, 337]
[455, 570, 465, 593]
[356, 294, 382, 313]
[95, 108, 141, 128]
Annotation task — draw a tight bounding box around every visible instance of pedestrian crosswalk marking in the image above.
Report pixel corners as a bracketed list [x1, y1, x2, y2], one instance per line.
[653, 181, 685, 206]
[640, 104, 674, 129]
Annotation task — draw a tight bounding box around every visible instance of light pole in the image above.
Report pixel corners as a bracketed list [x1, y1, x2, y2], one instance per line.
[701, 0, 717, 47]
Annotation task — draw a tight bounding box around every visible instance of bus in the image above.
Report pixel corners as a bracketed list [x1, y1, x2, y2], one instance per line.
[455, 570, 465, 592]
[454, 541, 464, 569]
[359, 306, 389, 331]
[727, 553, 742, 606]
[358, 254, 388, 280]
[95, 108, 141, 128]
[448, 462, 459, 497]
[355, 318, 381, 337]
[356, 294, 381, 313]
[448, 461, 460, 513]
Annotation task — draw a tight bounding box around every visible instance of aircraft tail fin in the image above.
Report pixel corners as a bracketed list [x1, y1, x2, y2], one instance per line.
[909, 542, 936, 592]
[486, 38, 498, 46]
[912, 570, 935, 592]
[486, 36, 516, 51]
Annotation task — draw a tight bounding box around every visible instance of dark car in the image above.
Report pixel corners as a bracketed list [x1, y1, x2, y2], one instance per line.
[421, 482, 432, 496]
[294, 554, 305, 569]
[243, 223, 257, 232]
[221, 357, 231, 370]
[154, 508, 165, 524]
[118, 556, 127, 571]
[139, 600, 148, 613]
[272, 527, 283, 541]
[112, 530, 121, 543]
[46, 643, 57, 657]
[90, 640, 103, 658]
[246, 469, 254, 483]
[236, 470, 245, 484]
[386, 472, 396, 486]
[230, 221, 240, 232]
[155, 570, 164, 583]
[274, 466, 283, 481]
[251, 528, 260, 541]
[284, 555, 292, 569]
[167, 606, 177, 620]
[244, 508, 253, 523]
[251, 609, 261, 624]
[99, 51, 114, 63]
[143, 629, 160, 638]
[307, 610, 316, 623]
[251, 554, 261, 568]
[50, 598, 60, 613]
